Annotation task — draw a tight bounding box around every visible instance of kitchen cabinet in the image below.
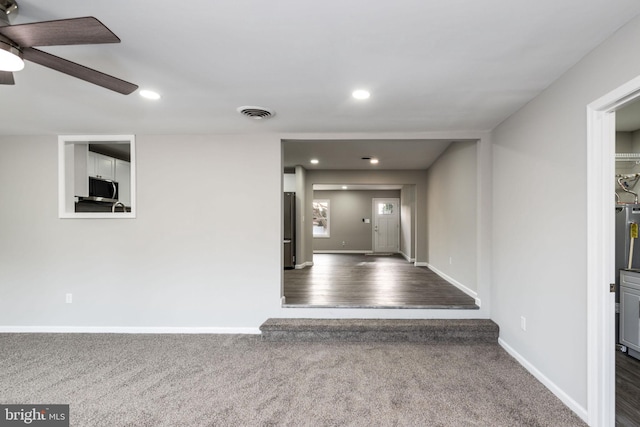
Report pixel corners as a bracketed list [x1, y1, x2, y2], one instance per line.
[620, 270, 640, 359]
[88, 150, 115, 180]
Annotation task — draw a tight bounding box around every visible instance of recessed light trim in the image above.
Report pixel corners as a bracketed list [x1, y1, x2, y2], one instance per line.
[310, 159, 319, 164]
[370, 158, 379, 164]
[140, 89, 161, 100]
[352, 89, 370, 100]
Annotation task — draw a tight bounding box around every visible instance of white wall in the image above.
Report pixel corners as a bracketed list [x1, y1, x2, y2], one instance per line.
[615, 131, 640, 204]
[0, 134, 282, 330]
[283, 172, 296, 193]
[491, 13, 640, 414]
[295, 166, 309, 268]
[425, 141, 478, 293]
[400, 185, 415, 260]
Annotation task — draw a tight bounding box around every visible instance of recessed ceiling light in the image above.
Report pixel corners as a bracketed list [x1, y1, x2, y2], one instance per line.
[370, 158, 379, 164]
[342, 186, 348, 190]
[310, 159, 319, 164]
[140, 89, 161, 100]
[352, 89, 370, 100]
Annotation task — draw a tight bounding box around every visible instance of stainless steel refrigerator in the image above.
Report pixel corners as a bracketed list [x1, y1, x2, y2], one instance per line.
[284, 192, 296, 269]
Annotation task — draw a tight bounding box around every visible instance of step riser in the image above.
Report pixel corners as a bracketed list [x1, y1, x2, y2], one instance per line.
[262, 331, 498, 343]
[260, 318, 499, 343]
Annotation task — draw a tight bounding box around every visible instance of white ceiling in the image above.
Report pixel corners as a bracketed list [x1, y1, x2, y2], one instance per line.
[2, 0, 639, 141]
[283, 138, 459, 169]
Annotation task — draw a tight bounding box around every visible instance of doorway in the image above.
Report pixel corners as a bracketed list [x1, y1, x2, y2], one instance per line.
[587, 74, 640, 425]
[372, 198, 400, 253]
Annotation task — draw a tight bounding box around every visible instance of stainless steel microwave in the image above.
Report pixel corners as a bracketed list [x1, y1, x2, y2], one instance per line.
[81, 176, 119, 203]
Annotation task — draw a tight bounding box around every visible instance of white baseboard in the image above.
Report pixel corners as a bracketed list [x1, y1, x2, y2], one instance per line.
[0, 326, 261, 334]
[498, 338, 588, 423]
[425, 263, 479, 305]
[313, 250, 373, 254]
[295, 261, 313, 269]
[399, 251, 415, 262]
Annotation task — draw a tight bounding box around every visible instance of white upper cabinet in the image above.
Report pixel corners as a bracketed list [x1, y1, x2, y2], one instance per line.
[88, 151, 116, 180]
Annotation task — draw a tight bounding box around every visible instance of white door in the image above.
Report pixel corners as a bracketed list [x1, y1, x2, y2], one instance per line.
[373, 198, 399, 253]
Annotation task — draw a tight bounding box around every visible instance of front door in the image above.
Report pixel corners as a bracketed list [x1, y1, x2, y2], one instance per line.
[373, 198, 399, 253]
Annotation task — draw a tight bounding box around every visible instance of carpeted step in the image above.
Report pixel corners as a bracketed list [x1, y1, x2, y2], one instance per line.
[259, 318, 499, 343]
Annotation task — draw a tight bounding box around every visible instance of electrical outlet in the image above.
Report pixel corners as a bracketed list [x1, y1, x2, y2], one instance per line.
[342, 241, 346, 246]
[65, 293, 73, 304]
[520, 316, 526, 331]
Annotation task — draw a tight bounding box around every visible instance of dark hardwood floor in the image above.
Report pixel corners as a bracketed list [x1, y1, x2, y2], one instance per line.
[617, 350, 640, 426]
[283, 253, 478, 309]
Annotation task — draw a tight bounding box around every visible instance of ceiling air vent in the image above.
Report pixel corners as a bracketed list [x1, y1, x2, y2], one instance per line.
[237, 106, 275, 120]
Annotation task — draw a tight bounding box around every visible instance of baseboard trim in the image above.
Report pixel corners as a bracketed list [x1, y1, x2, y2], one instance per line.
[399, 251, 415, 262]
[313, 250, 373, 254]
[498, 338, 588, 423]
[0, 326, 261, 334]
[295, 261, 313, 269]
[425, 263, 479, 305]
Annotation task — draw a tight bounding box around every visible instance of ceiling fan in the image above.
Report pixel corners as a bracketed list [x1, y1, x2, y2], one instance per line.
[0, 0, 137, 94]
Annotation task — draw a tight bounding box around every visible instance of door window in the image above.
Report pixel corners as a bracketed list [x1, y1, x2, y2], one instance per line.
[313, 199, 330, 238]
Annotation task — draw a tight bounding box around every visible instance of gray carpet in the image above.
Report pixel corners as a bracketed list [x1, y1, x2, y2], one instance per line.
[0, 334, 585, 426]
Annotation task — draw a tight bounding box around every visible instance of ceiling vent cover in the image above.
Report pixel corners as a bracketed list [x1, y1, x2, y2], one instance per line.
[237, 106, 275, 120]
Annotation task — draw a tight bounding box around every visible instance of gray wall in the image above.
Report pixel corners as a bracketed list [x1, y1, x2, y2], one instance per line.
[491, 12, 640, 412]
[312, 190, 401, 252]
[425, 141, 478, 293]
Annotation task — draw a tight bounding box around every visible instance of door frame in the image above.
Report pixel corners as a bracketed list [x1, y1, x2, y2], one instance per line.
[372, 198, 400, 253]
[587, 74, 640, 426]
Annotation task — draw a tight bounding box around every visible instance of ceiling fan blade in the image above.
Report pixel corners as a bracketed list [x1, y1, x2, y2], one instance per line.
[23, 47, 138, 95]
[0, 17, 120, 47]
[0, 71, 15, 85]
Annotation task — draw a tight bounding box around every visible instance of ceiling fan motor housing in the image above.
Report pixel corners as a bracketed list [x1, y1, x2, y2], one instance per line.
[0, 0, 18, 25]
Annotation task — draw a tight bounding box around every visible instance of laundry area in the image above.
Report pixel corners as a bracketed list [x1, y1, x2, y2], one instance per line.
[615, 121, 640, 360]
[614, 108, 640, 423]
